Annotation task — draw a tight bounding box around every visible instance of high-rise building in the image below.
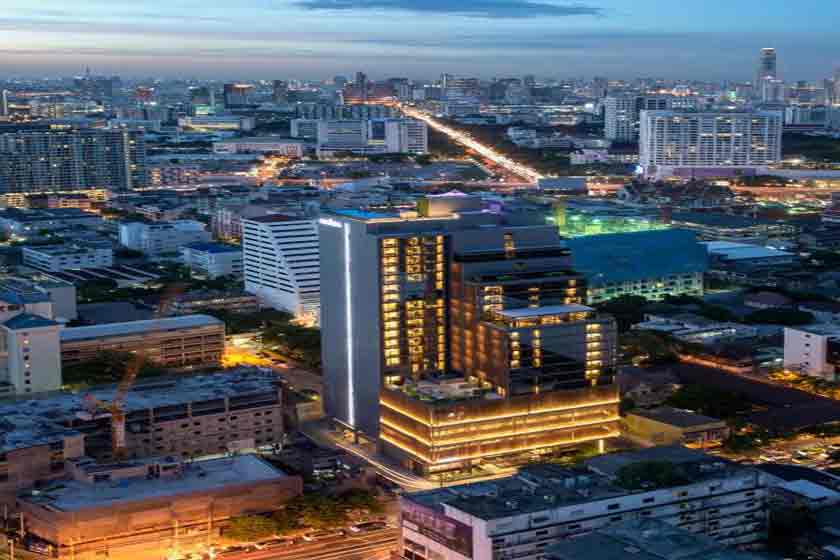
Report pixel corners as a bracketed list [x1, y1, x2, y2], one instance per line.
[223, 83, 254, 108]
[272, 80, 289, 105]
[0, 90, 9, 117]
[301, 118, 428, 155]
[761, 78, 786, 104]
[639, 110, 783, 179]
[604, 94, 672, 142]
[188, 86, 215, 116]
[243, 214, 320, 322]
[757, 47, 778, 83]
[320, 196, 619, 475]
[0, 129, 147, 193]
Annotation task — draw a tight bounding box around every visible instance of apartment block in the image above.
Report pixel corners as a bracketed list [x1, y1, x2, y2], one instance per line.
[22, 243, 114, 272]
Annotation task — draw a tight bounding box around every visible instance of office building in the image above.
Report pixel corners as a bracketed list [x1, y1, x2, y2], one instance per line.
[180, 242, 243, 279]
[757, 47, 778, 83]
[546, 519, 764, 560]
[320, 196, 619, 475]
[0, 129, 147, 193]
[188, 86, 215, 115]
[223, 83, 254, 108]
[0, 367, 285, 507]
[22, 244, 114, 272]
[399, 447, 770, 560]
[639, 111, 783, 179]
[783, 325, 840, 380]
[60, 314, 225, 368]
[0, 90, 9, 117]
[567, 230, 708, 304]
[243, 214, 320, 321]
[19, 455, 302, 560]
[118, 220, 211, 259]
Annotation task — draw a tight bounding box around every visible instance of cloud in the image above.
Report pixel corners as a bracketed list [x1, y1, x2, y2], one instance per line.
[293, 0, 604, 19]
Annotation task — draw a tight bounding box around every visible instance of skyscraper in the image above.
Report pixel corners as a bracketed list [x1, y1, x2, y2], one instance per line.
[272, 80, 289, 105]
[0, 129, 147, 193]
[223, 83, 255, 108]
[0, 90, 9, 117]
[320, 196, 619, 475]
[757, 48, 778, 83]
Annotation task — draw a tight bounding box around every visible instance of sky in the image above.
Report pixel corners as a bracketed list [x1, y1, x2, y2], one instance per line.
[1, 0, 838, 81]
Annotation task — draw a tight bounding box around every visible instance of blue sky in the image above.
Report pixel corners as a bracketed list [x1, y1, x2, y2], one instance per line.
[1, 0, 837, 80]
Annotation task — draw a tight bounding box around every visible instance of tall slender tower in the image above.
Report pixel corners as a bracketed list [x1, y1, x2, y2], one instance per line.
[757, 48, 778, 83]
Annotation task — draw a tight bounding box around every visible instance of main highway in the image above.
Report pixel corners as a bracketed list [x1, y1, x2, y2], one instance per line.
[400, 105, 544, 184]
[220, 529, 398, 560]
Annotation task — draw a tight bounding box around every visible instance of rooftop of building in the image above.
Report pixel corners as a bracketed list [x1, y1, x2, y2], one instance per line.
[3, 313, 59, 331]
[183, 242, 242, 254]
[0, 367, 279, 454]
[566, 229, 708, 287]
[22, 243, 108, 256]
[0, 208, 100, 222]
[246, 214, 312, 224]
[60, 314, 223, 342]
[704, 241, 795, 261]
[405, 447, 748, 521]
[19, 454, 287, 512]
[217, 137, 304, 144]
[545, 519, 766, 560]
[627, 406, 725, 428]
[671, 211, 788, 229]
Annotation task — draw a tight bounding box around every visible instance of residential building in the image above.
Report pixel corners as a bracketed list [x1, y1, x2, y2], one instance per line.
[243, 214, 320, 321]
[622, 407, 730, 449]
[0, 368, 285, 510]
[546, 519, 764, 560]
[22, 244, 114, 272]
[180, 242, 243, 279]
[399, 447, 769, 560]
[639, 111, 783, 179]
[60, 314, 225, 369]
[0, 313, 62, 395]
[320, 196, 619, 475]
[783, 325, 840, 380]
[119, 220, 211, 259]
[567, 229, 708, 305]
[0, 129, 147, 193]
[19, 455, 302, 560]
[291, 118, 428, 155]
[604, 94, 674, 142]
[223, 83, 255, 108]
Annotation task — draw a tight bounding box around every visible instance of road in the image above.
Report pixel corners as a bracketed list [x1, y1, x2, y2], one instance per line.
[401, 105, 544, 183]
[221, 530, 397, 560]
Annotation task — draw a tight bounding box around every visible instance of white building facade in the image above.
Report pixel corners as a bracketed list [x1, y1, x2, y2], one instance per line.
[22, 244, 113, 272]
[639, 110, 783, 179]
[243, 215, 320, 322]
[119, 221, 212, 259]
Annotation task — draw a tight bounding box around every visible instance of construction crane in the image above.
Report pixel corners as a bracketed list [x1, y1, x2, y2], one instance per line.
[82, 283, 186, 458]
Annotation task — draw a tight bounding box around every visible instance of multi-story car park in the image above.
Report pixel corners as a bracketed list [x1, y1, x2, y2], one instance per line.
[399, 447, 770, 560]
[0, 367, 284, 509]
[60, 314, 225, 369]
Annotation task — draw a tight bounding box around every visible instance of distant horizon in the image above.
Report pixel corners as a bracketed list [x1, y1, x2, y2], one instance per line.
[2, 1, 839, 82]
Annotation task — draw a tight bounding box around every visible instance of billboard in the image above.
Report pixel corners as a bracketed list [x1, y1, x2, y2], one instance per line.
[401, 498, 473, 558]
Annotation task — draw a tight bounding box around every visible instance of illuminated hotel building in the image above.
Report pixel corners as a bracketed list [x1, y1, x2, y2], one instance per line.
[320, 196, 619, 475]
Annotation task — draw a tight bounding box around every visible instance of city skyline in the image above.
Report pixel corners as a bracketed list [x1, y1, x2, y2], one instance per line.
[2, 0, 838, 80]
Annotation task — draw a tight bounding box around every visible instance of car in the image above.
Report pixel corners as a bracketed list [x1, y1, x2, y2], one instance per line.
[349, 521, 388, 533]
[302, 530, 345, 542]
[262, 538, 294, 548]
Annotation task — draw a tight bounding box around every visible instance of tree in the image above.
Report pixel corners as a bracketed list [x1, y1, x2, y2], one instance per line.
[616, 461, 689, 490]
[594, 295, 649, 332]
[744, 309, 814, 326]
[339, 489, 383, 515]
[619, 331, 678, 366]
[225, 516, 278, 542]
[665, 385, 751, 420]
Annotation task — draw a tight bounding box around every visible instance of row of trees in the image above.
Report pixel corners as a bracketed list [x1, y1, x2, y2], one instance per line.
[225, 489, 382, 542]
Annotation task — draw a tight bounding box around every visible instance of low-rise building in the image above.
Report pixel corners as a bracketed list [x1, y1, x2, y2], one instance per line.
[400, 447, 769, 560]
[0, 367, 285, 507]
[168, 290, 260, 316]
[119, 220, 211, 259]
[180, 242, 243, 279]
[19, 454, 302, 560]
[60, 314, 225, 369]
[0, 208, 102, 237]
[622, 407, 730, 449]
[213, 137, 305, 157]
[22, 244, 114, 272]
[567, 230, 708, 305]
[546, 519, 764, 560]
[783, 325, 840, 380]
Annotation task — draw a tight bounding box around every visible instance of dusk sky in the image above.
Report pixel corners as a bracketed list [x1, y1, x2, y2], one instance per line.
[2, 0, 838, 80]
